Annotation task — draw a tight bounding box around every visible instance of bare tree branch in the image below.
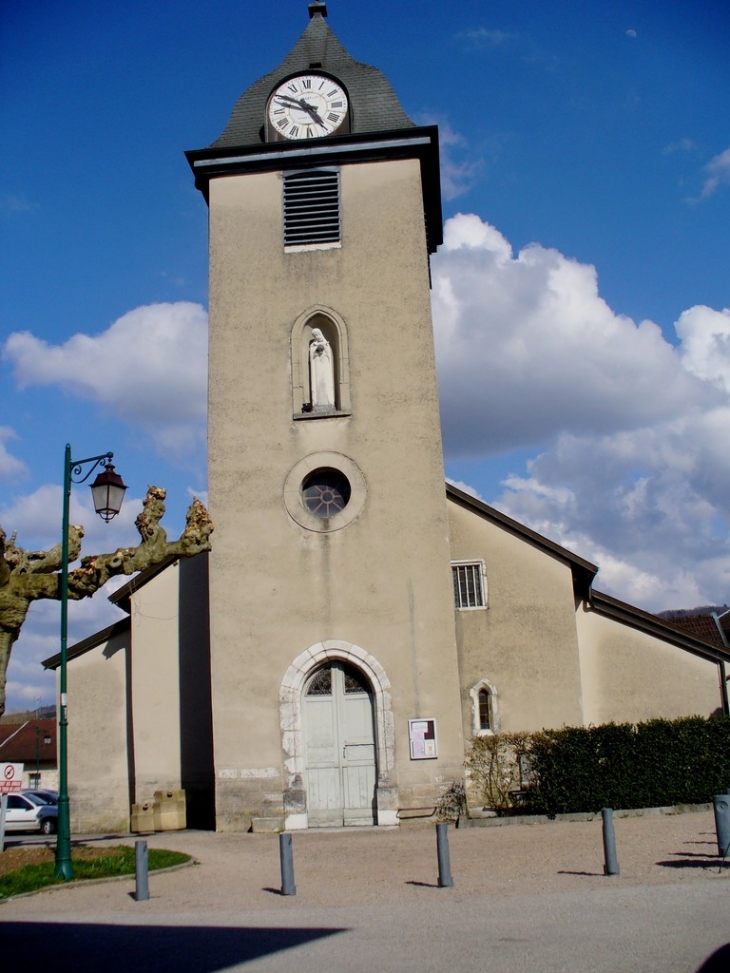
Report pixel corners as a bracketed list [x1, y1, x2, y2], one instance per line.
[0, 487, 213, 717]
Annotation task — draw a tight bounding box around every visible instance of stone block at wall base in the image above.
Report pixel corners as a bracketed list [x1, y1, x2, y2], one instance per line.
[251, 816, 284, 833]
[152, 789, 187, 831]
[130, 802, 156, 833]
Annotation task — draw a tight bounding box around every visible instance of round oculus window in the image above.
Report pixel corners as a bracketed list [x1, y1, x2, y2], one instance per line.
[283, 451, 366, 532]
[301, 469, 351, 518]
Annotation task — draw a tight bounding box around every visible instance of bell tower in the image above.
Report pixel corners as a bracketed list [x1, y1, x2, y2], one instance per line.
[187, 3, 464, 829]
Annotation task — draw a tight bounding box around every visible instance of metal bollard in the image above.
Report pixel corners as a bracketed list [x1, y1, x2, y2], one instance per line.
[712, 795, 730, 859]
[279, 832, 296, 896]
[436, 821, 454, 888]
[601, 808, 620, 876]
[135, 839, 150, 901]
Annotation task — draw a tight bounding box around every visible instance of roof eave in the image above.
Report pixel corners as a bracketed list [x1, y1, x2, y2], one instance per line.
[43, 617, 131, 671]
[186, 125, 443, 252]
[445, 481, 598, 598]
[588, 590, 730, 664]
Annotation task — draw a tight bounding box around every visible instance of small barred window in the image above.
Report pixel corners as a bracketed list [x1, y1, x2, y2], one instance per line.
[452, 561, 486, 609]
[283, 169, 340, 248]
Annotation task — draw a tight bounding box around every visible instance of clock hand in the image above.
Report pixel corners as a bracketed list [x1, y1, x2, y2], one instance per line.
[302, 104, 326, 125]
[276, 95, 315, 112]
[276, 95, 326, 126]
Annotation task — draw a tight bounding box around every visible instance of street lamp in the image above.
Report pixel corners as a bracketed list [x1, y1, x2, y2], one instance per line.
[56, 444, 126, 880]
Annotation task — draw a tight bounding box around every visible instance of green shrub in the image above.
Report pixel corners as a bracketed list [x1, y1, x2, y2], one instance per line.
[464, 715, 730, 816]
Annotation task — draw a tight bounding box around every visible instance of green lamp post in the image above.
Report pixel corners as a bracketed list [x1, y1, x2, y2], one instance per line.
[55, 444, 127, 880]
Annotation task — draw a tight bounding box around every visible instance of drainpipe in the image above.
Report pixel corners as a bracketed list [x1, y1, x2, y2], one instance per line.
[711, 611, 730, 717]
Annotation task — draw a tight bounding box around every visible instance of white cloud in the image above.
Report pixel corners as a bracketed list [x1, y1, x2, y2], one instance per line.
[4, 579, 127, 715]
[700, 147, 730, 199]
[446, 477, 484, 501]
[0, 427, 27, 480]
[0, 192, 37, 214]
[0, 486, 143, 714]
[432, 214, 716, 456]
[663, 138, 694, 155]
[676, 305, 730, 392]
[3, 302, 208, 460]
[415, 117, 482, 200]
[457, 28, 516, 49]
[0, 483, 153, 556]
[433, 214, 730, 611]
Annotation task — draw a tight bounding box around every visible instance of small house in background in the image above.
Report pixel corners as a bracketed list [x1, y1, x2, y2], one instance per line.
[0, 718, 57, 790]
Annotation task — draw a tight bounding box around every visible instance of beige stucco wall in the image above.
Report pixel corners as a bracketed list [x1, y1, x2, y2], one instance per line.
[207, 158, 464, 827]
[66, 626, 131, 833]
[447, 499, 585, 739]
[130, 562, 183, 801]
[576, 605, 723, 724]
[65, 555, 213, 833]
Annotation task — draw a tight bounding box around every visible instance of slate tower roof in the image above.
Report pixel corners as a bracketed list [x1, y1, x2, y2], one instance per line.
[211, 3, 415, 148]
[186, 3, 443, 252]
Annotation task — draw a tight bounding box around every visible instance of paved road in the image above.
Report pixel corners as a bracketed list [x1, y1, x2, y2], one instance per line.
[1, 812, 728, 972]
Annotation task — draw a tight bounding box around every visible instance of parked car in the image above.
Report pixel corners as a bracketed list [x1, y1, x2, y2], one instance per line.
[3, 792, 58, 834]
[22, 788, 58, 805]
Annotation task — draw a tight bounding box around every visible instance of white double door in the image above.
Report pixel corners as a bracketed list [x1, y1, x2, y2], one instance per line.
[304, 662, 377, 827]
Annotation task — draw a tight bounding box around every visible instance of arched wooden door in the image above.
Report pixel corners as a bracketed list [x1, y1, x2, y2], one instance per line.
[303, 662, 377, 826]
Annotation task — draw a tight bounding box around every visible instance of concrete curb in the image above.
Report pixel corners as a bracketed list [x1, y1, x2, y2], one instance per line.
[459, 802, 713, 827]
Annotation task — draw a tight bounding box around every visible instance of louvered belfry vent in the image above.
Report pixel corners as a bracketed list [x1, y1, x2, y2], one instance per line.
[283, 168, 341, 246]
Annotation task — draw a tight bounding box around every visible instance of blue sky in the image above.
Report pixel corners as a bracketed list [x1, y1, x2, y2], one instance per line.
[2, 0, 729, 712]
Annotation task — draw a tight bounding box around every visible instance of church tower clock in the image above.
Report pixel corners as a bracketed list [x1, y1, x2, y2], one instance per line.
[187, 3, 464, 830]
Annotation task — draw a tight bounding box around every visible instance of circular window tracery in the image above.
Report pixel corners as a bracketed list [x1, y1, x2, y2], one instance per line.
[302, 469, 351, 518]
[283, 452, 366, 532]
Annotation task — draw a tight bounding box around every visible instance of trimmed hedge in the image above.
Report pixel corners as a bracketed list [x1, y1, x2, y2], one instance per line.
[521, 715, 730, 816]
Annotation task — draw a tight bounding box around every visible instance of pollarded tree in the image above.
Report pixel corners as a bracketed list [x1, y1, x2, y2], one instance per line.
[0, 486, 213, 717]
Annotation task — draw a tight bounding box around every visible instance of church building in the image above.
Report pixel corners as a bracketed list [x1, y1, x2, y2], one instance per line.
[50, 4, 730, 834]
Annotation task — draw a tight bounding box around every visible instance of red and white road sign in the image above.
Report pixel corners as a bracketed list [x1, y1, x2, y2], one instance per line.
[0, 763, 24, 793]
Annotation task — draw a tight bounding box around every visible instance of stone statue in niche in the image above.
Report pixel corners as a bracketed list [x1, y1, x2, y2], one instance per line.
[309, 328, 336, 411]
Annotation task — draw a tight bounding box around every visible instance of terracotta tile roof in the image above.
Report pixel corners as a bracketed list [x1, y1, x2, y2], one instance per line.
[0, 719, 57, 764]
[665, 613, 730, 649]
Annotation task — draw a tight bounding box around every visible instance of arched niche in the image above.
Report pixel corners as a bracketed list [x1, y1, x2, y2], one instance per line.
[291, 306, 351, 417]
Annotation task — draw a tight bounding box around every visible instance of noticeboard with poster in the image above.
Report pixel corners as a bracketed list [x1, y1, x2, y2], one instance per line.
[408, 718, 438, 759]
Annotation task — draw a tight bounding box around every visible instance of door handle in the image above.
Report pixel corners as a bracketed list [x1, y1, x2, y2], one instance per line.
[343, 746, 346, 759]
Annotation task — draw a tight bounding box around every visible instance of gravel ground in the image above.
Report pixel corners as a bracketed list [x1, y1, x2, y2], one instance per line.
[1, 807, 726, 911]
[1, 810, 729, 973]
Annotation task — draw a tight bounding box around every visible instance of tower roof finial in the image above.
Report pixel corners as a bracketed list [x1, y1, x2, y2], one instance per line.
[308, 1, 327, 18]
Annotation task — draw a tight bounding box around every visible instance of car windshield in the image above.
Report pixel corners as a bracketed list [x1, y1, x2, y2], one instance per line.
[23, 793, 52, 806]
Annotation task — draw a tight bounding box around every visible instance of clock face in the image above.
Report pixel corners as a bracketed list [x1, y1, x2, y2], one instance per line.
[268, 74, 348, 140]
